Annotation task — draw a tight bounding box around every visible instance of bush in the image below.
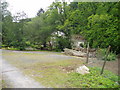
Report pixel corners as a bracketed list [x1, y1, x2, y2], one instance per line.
[55, 37, 71, 51]
[96, 48, 117, 61]
[2, 44, 8, 48]
[107, 52, 117, 61]
[66, 67, 119, 88]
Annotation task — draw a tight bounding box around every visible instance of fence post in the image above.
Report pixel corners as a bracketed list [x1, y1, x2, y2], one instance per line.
[86, 42, 89, 63]
[97, 46, 100, 60]
[100, 46, 111, 75]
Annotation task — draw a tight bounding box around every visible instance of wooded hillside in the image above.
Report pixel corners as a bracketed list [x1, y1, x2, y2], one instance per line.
[1, 1, 120, 54]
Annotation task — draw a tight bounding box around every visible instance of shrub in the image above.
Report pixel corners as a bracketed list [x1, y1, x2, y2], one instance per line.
[96, 48, 117, 61]
[107, 52, 117, 61]
[55, 37, 71, 51]
[2, 44, 8, 48]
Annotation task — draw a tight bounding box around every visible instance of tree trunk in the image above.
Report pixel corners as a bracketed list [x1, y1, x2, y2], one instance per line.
[43, 42, 46, 50]
[48, 41, 52, 51]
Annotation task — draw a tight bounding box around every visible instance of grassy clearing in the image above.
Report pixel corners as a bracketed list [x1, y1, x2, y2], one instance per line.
[2, 50, 119, 88]
[5, 62, 120, 88]
[21, 60, 119, 88]
[22, 59, 83, 88]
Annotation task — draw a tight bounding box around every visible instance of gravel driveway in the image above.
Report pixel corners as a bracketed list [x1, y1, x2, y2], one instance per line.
[2, 50, 81, 64]
[2, 59, 44, 88]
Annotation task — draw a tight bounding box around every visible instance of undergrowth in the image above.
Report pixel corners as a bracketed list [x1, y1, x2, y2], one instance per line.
[66, 67, 119, 88]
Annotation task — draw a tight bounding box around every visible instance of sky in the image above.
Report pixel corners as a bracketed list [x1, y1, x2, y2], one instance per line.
[5, 0, 73, 18]
[4, 0, 118, 18]
[6, 0, 55, 18]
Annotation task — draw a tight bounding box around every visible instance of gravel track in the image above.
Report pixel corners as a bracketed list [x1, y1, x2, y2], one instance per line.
[2, 59, 44, 88]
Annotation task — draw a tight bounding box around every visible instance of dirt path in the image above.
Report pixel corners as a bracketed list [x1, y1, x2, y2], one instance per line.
[2, 59, 44, 88]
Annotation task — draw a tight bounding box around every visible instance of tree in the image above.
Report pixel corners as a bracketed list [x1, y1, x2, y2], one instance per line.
[1, 1, 14, 46]
[82, 2, 119, 53]
[37, 8, 44, 16]
[24, 10, 56, 49]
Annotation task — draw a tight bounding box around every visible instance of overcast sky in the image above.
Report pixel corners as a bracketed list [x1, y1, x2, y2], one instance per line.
[5, 0, 73, 18]
[6, 0, 55, 18]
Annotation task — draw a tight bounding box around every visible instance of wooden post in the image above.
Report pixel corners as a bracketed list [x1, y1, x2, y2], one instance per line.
[100, 46, 111, 75]
[97, 46, 100, 60]
[86, 42, 89, 63]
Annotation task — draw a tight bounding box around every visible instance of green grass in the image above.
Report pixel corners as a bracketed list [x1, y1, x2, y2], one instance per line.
[2, 47, 62, 53]
[22, 61, 119, 88]
[66, 67, 119, 88]
[22, 59, 83, 88]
